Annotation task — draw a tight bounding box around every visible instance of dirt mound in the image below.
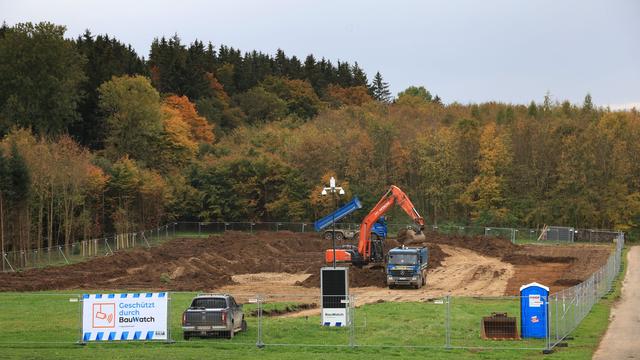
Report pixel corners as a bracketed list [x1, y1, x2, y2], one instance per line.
[0, 229, 613, 295]
[250, 303, 317, 317]
[501, 254, 575, 265]
[296, 242, 447, 288]
[0, 231, 327, 291]
[504, 244, 612, 295]
[405, 231, 518, 259]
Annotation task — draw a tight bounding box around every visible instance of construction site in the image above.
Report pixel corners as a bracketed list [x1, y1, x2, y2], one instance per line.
[0, 229, 613, 299]
[0, 182, 624, 358]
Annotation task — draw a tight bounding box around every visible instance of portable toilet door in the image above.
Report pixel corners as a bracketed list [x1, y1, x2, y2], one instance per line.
[520, 282, 549, 339]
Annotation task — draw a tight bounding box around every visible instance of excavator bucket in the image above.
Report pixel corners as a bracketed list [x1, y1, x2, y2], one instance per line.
[481, 312, 519, 340]
[397, 229, 426, 243]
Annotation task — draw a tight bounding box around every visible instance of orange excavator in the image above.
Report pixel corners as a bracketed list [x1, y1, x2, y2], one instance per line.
[325, 185, 425, 267]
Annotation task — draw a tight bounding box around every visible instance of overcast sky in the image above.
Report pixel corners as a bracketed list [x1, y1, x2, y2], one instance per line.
[2, 0, 639, 108]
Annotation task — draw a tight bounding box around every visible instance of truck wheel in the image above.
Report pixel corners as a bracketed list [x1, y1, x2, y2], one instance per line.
[422, 273, 427, 286]
[323, 231, 333, 240]
[335, 232, 345, 241]
[241, 319, 248, 332]
[227, 329, 234, 339]
[183, 333, 190, 341]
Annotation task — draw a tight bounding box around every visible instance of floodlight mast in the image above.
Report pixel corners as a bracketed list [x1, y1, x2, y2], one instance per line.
[322, 176, 344, 268]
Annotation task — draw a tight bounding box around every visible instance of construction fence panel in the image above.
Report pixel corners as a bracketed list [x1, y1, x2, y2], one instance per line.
[260, 294, 352, 347]
[0, 292, 82, 346]
[1, 221, 625, 273]
[574, 229, 621, 243]
[549, 232, 624, 347]
[448, 296, 548, 351]
[483, 227, 516, 242]
[353, 294, 446, 348]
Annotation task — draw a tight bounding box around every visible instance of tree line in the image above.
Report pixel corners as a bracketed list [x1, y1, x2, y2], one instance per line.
[0, 21, 638, 262]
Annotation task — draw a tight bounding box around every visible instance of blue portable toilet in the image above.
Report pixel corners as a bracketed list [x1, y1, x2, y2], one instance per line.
[520, 282, 549, 339]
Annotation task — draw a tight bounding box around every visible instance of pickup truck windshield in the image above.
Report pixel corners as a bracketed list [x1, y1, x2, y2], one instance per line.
[389, 253, 417, 265]
[191, 298, 227, 309]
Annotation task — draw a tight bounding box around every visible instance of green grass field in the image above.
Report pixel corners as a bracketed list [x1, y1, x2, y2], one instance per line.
[0, 251, 626, 360]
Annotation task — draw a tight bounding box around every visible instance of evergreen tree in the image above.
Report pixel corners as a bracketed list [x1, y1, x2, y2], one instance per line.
[274, 49, 287, 76]
[370, 71, 391, 102]
[73, 30, 146, 148]
[527, 101, 538, 118]
[0, 148, 8, 269]
[543, 91, 552, 113]
[336, 61, 353, 87]
[7, 142, 30, 252]
[0, 22, 86, 136]
[351, 62, 368, 87]
[583, 93, 594, 113]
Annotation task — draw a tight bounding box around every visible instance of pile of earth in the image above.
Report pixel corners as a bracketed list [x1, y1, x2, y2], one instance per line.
[0, 231, 327, 291]
[296, 239, 447, 288]
[249, 303, 317, 317]
[0, 230, 613, 293]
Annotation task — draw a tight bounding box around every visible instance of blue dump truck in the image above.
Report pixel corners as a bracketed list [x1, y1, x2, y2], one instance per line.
[386, 246, 429, 289]
[314, 196, 387, 241]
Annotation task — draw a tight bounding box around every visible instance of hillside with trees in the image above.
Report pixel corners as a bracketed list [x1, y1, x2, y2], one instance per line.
[0, 21, 638, 258]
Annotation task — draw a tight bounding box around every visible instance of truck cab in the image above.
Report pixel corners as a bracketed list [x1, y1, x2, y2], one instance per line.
[386, 246, 428, 289]
[182, 294, 247, 340]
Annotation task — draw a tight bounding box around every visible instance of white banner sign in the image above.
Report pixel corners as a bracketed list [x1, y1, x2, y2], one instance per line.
[82, 292, 168, 341]
[322, 308, 348, 327]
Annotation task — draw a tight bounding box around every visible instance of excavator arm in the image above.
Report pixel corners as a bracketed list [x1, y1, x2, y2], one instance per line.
[325, 185, 425, 266]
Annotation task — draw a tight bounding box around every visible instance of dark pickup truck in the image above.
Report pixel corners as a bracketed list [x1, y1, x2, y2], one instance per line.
[182, 294, 247, 340]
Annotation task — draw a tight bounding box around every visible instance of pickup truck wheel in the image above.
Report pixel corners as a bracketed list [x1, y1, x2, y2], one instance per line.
[183, 333, 190, 341]
[241, 319, 248, 332]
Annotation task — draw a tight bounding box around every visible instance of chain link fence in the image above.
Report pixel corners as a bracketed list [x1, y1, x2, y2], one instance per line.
[1, 224, 173, 272]
[2, 221, 624, 273]
[0, 233, 625, 352]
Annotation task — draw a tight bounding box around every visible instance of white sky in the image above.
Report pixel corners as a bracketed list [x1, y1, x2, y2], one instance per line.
[2, 0, 639, 108]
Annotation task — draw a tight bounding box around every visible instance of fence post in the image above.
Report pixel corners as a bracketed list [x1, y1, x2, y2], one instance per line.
[554, 294, 559, 342]
[58, 246, 70, 264]
[445, 295, 451, 350]
[166, 292, 175, 343]
[77, 294, 86, 345]
[104, 238, 114, 255]
[543, 295, 553, 354]
[2, 252, 15, 272]
[141, 232, 151, 248]
[256, 294, 265, 349]
[349, 294, 356, 348]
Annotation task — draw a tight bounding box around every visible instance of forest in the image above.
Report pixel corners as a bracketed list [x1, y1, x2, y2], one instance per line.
[0, 21, 638, 257]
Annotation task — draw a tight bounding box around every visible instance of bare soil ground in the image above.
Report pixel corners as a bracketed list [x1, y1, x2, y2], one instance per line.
[0, 231, 612, 301]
